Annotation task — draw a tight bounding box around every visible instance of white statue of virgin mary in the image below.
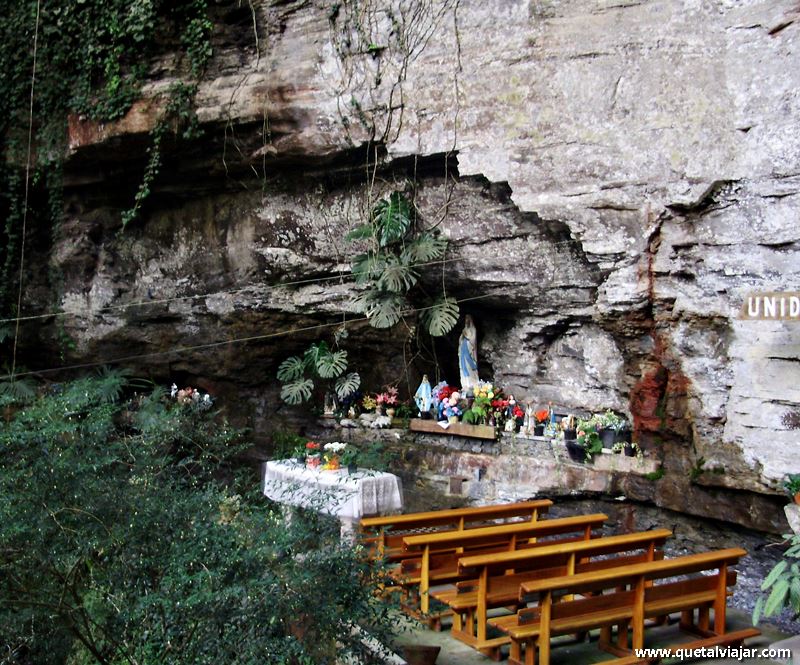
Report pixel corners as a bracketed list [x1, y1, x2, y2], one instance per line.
[458, 314, 479, 393]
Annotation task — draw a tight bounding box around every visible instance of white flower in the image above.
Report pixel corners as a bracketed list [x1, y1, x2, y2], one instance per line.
[324, 442, 347, 453]
[170, 383, 178, 398]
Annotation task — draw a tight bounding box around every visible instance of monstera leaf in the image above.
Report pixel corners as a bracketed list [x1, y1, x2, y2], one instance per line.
[353, 289, 405, 329]
[422, 297, 460, 336]
[335, 372, 361, 399]
[279, 378, 314, 405]
[372, 192, 412, 247]
[316, 350, 348, 378]
[351, 252, 387, 285]
[401, 233, 447, 265]
[276, 356, 306, 382]
[376, 254, 419, 292]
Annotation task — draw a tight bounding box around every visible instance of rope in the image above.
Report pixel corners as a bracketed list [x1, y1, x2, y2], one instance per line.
[10, 0, 42, 378]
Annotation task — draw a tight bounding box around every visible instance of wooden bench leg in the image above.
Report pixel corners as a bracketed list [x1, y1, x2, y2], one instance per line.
[525, 638, 537, 665]
[509, 638, 522, 665]
[680, 609, 695, 630]
[698, 606, 710, 632]
[600, 625, 613, 646]
[616, 619, 630, 650]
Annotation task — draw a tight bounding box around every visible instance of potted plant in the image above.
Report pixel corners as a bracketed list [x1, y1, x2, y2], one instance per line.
[323, 441, 347, 470]
[612, 440, 643, 460]
[376, 386, 398, 417]
[561, 414, 577, 441]
[534, 409, 549, 436]
[292, 443, 307, 464]
[340, 445, 359, 474]
[593, 410, 627, 447]
[784, 474, 800, 504]
[306, 441, 321, 468]
[572, 422, 603, 463]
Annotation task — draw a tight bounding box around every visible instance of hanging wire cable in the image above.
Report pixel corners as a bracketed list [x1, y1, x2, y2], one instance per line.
[0, 289, 507, 381]
[10, 0, 42, 379]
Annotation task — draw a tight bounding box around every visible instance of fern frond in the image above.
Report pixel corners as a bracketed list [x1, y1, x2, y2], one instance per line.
[280, 378, 314, 405]
[276, 356, 306, 382]
[335, 372, 361, 399]
[422, 297, 460, 336]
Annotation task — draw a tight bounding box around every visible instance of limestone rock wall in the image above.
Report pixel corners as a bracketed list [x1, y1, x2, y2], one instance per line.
[19, 0, 800, 526]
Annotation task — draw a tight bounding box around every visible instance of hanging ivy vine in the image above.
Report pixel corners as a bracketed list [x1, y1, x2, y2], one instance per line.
[0, 0, 213, 316]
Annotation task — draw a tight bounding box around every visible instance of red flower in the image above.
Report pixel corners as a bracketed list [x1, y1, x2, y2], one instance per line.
[535, 409, 549, 423]
[513, 405, 525, 419]
[306, 441, 321, 450]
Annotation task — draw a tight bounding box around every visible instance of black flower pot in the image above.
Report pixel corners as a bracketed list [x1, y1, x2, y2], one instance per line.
[563, 428, 577, 441]
[600, 428, 615, 448]
[565, 439, 587, 462]
[616, 428, 632, 444]
[534, 424, 545, 436]
[347, 463, 358, 474]
[624, 442, 636, 457]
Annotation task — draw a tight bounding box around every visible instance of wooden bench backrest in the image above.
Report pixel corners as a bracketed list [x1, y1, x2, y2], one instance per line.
[519, 548, 746, 599]
[360, 499, 553, 532]
[518, 567, 737, 625]
[402, 513, 607, 552]
[458, 529, 672, 575]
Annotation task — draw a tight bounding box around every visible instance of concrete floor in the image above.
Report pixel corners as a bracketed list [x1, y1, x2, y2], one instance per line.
[393, 608, 793, 665]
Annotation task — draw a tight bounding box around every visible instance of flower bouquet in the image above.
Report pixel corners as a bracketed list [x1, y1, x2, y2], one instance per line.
[306, 441, 321, 468]
[534, 409, 549, 436]
[323, 441, 347, 470]
[376, 387, 398, 416]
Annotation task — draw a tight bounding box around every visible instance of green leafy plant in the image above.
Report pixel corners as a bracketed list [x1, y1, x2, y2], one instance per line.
[784, 474, 800, 497]
[0, 1, 215, 314]
[592, 409, 628, 432]
[576, 429, 603, 462]
[0, 375, 396, 664]
[277, 340, 360, 406]
[753, 534, 800, 625]
[463, 396, 492, 425]
[347, 191, 458, 336]
[689, 456, 707, 481]
[644, 468, 664, 481]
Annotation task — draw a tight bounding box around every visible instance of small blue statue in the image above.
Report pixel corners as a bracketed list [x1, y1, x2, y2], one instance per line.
[414, 374, 432, 417]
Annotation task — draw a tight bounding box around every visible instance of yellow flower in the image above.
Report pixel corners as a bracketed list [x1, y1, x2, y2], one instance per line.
[488, 392, 494, 399]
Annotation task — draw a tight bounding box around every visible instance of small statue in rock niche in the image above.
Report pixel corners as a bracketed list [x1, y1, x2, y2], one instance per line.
[414, 374, 432, 417]
[458, 314, 479, 393]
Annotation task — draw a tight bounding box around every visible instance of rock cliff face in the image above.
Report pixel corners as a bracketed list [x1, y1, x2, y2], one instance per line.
[19, 0, 800, 527]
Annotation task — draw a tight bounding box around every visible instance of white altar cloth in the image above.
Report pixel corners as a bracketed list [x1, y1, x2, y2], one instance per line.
[261, 460, 403, 521]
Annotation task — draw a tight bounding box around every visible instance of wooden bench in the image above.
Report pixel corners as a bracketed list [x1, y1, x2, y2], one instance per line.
[359, 499, 553, 563]
[397, 513, 608, 619]
[432, 529, 672, 658]
[488, 548, 760, 665]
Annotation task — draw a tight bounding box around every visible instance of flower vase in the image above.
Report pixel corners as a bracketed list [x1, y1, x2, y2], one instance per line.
[307, 454, 321, 469]
[448, 415, 458, 424]
[347, 463, 358, 475]
[534, 424, 545, 436]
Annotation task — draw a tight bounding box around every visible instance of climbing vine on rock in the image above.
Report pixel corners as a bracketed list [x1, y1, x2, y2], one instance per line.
[0, 0, 213, 314]
[348, 191, 459, 335]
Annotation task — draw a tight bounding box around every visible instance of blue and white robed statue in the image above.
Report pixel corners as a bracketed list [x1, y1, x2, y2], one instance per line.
[414, 374, 432, 417]
[458, 314, 479, 393]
